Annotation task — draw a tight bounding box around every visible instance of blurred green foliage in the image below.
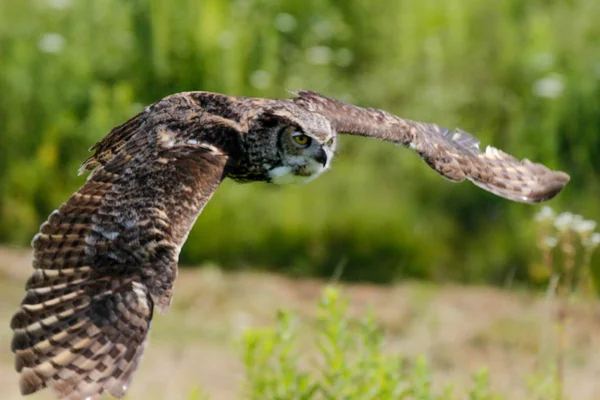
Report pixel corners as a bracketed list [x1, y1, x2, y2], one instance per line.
[239, 286, 550, 399]
[0, 0, 598, 283]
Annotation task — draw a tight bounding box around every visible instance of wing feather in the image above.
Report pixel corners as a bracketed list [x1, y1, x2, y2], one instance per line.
[292, 90, 569, 203]
[11, 93, 239, 399]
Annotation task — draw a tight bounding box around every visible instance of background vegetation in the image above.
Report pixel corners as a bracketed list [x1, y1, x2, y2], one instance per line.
[0, 0, 598, 283]
[241, 287, 509, 400]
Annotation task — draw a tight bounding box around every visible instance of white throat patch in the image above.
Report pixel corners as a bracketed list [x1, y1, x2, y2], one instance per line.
[268, 165, 323, 184]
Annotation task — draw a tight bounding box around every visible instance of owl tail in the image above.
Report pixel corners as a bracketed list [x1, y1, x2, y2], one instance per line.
[10, 200, 153, 400]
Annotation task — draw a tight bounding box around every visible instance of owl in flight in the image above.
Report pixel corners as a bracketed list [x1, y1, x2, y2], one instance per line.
[11, 90, 569, 399]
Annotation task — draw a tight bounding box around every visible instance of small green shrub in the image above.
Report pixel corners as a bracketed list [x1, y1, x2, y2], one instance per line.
[240, 287, 504, 400]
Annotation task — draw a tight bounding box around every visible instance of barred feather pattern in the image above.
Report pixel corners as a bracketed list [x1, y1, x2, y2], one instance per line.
[292, 91, 570, 203]
[11, 170, 154, 400]
[10, 94, 232, 399]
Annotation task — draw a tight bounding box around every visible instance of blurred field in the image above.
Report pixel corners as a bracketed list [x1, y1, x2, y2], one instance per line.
[1, 246, 599, 400]
[1, 1, 599, 399]
[0, 0, 599, 283]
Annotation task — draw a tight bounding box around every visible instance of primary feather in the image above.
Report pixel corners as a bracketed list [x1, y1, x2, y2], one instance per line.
[291, 90, 569, 203]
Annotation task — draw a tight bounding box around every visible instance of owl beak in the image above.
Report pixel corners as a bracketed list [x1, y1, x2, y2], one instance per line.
[314, 148, 328, 166]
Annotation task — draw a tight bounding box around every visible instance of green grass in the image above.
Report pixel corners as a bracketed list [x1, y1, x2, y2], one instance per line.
[0, 0, 599, 283]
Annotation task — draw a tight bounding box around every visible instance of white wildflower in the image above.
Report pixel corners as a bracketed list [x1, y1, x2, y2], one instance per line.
[274, 13, 297, 33]
[573, 219, 597, 236]
[533, 74, 564, 99]
[583, 232, 600, 250]
[535, 206, 555, 223]
[38, 33, 65, 54]
[553, 212, 574, 232]
[543, 236, 558, 249]
[47, 0, 71, 10]
[572, 214, 584, 229]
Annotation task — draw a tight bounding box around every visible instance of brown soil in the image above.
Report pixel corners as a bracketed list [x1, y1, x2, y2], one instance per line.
[0, 246, 598, 400]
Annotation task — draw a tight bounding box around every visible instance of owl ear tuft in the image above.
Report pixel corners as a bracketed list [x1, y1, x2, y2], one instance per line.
[259, 112, 282, 128]
[253, 110, 298, 131]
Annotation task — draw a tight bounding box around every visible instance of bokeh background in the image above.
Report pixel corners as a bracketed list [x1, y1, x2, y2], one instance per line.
[2, 0, 598, 284]
[1, 1, 600, 399]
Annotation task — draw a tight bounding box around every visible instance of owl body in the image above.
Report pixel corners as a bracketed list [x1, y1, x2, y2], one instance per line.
[158, 91, 337, 184]
[10, 90, 568, 400]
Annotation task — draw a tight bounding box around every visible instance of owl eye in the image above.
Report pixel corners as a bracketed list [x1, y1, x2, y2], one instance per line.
[292, 132, 312, 147]
[327, 138, 334, 146]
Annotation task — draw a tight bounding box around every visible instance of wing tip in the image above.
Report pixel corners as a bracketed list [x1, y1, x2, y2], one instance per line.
[19, 367, 45, 395]
[529, 169, 570, 203]
[469, 167, 570, 204]
[554, 170, 571, 184]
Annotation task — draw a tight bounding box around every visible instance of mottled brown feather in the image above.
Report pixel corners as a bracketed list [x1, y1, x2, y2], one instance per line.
[292, 90, 569, 203]
[12, 93, 236, 399]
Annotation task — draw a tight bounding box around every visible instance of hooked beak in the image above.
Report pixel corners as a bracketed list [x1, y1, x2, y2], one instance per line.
[314, 148, 328, 166]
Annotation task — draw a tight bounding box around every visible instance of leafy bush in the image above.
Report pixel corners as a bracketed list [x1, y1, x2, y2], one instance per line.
[240, 287, 504, 400]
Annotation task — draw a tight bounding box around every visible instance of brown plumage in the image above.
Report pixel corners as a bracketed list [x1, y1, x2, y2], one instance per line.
[11, 90, 569, 399]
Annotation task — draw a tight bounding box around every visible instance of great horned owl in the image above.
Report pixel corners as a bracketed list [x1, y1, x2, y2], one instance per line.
[10, 90, 569, 399]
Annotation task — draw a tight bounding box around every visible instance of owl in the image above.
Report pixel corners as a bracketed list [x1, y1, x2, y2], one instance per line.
[10, 90, 569, 400]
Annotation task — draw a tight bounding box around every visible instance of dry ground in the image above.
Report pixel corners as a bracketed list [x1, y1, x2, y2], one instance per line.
[0, 246, 599, 399]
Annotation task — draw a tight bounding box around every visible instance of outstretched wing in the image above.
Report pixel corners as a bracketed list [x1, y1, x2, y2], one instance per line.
[10, 93, 241, 399]
[292, 90, 569, 203]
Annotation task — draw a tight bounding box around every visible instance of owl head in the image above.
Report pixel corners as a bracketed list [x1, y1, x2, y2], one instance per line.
[246, 105, 337, 184]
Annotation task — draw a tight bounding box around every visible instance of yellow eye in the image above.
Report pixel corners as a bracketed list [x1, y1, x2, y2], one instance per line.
[293, 133, 311, 147]
[327, 138, 334, 146]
